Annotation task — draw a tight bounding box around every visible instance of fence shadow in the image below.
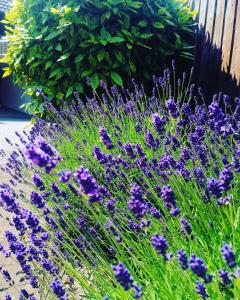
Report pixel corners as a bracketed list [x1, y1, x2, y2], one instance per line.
[190, 0, 240, 102]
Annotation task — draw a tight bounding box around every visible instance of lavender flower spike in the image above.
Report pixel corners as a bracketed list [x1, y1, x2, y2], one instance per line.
[75, 166, 101, 203]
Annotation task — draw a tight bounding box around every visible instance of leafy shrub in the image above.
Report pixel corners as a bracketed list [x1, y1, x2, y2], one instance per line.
[1, 66, 240, 299]
[2, 0, 194, 114]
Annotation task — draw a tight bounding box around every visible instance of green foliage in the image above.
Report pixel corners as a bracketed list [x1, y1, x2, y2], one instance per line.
[2, 0, 195, 114]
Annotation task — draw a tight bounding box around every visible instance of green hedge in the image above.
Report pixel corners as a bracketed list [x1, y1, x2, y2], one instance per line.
[2, 0, 194, 114]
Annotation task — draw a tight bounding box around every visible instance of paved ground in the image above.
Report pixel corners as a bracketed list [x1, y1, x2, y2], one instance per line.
[0, 107, 30, 159]
[0, 107, 33, 298]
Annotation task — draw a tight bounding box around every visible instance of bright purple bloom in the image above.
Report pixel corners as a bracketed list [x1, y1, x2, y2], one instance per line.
[195, 281, 208, 299]
[219, 167, 234, 192]
[35, 137, 56, 156]
[50, 279, 67, 299]
[145, 130, 159, 149]
[221, 243, 237, 269]
[123, 143, 136, 159]
[59, 171, 72, 183]
[216, 195, 232, 206]
[99, 126, 114, 149]
[160, 185, 179, 216]
[112, 262, 142, 298]
[219, 269, 232, 286]
[75, 166, 100, 202]
[180, 217, 193, 239]
[135, 144, 145, 157]
[112, 262, 134, 290]
[189, 254, 208, 281]
[151, 234, 168, 259]
[207, 178, 221, 198]
[166, 98, 179, 118]
[32, 174, 45, 190]
[93, 146, 107, 163]
[128, 184, 148, 218]
[152, 113, 165, 134]
[177, 249, 188, 270]
[30, 191, 45, 209]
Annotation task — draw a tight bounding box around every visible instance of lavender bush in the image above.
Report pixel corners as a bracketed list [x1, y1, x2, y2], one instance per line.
[1, 65, 240, 299]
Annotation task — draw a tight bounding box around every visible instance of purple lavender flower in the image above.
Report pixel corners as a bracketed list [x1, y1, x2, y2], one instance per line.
[149, 207, 161, 219]
[74, 166, 100, 202]
[193, 167, 205, 187]
[50, 279, 67, 299]
[221, 243, 237, 269]
[180, 217, 193, 239]
[151, 113, 165, 135]
[195, 281, 208, 299]
[32, 174, 45, 190]
[105, 198, 116, 212]
[99, 126, 114, 149]
[93, 146, 107, 164]
[219, 167, 234, 192]
[189, 254, 208, 281]
[207, 178, 221, 198]
[30, 191, 45, 209]
[112, 263, 134, 290]
[24, 145, 49, 167]
[59, 171, 72, 183]
[160, 185, 179, 216]
[128, 184, 147, 218]
[166, 98, 179, 118]
[216, 195, 232, 206]
[219, 269, 232, 286]
[135, 144, 145, 157]
[35, 137, 56, 156]
[123, 143, 136, 159]
[177, 249, 188, 270]
[24, 141, 61, 173]
[208, 101, 226, 132]
[145, 130, 159, 149]
[151, 234, 168, 259]
[112, 262, 142, 298]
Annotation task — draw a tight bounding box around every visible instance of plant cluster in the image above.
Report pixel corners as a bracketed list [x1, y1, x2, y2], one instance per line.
[1, 66, 240, 299]
[2, 0, 194, 114]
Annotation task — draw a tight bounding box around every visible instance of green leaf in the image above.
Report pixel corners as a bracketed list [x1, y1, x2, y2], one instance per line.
[55, 43, 62, 51]
[140, 33, 154, 39]
[45, 31, 58, 40]
[45, 61, 52, 69]
[66, 86, 74, 98]
[56, 92, 64, 99]
[110, 36, 124, 43]
[153, 22, 165, 29]
[115, 51, 123, 62]
[91, 73, 99, 90]
[49, 69, 62, 79]
[81, 69, 93, 78]
[97, 49, 106, 62]
[75, 54, 85, 63]
[111, 72, 123, 86]
[75, 83, 83, 93]
[138, 20, 148, 27]
[57, 53, 70, 62]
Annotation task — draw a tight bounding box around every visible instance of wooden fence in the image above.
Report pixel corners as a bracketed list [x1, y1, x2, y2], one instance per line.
[189, 0, 240, 98]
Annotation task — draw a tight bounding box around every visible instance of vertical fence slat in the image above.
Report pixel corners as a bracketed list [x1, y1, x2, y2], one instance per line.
[205, 0, 216, 42]
[221, 0, 236, 73]
[190, 0, 240, 97]
[230, 1, 240, 85]
[191, 0, 200, 12]
[198, 0, 208, 30]
[212, 0, 226, 49]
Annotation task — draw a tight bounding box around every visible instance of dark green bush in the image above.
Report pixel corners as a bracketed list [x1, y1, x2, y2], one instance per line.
[2, 0, 194, 114]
